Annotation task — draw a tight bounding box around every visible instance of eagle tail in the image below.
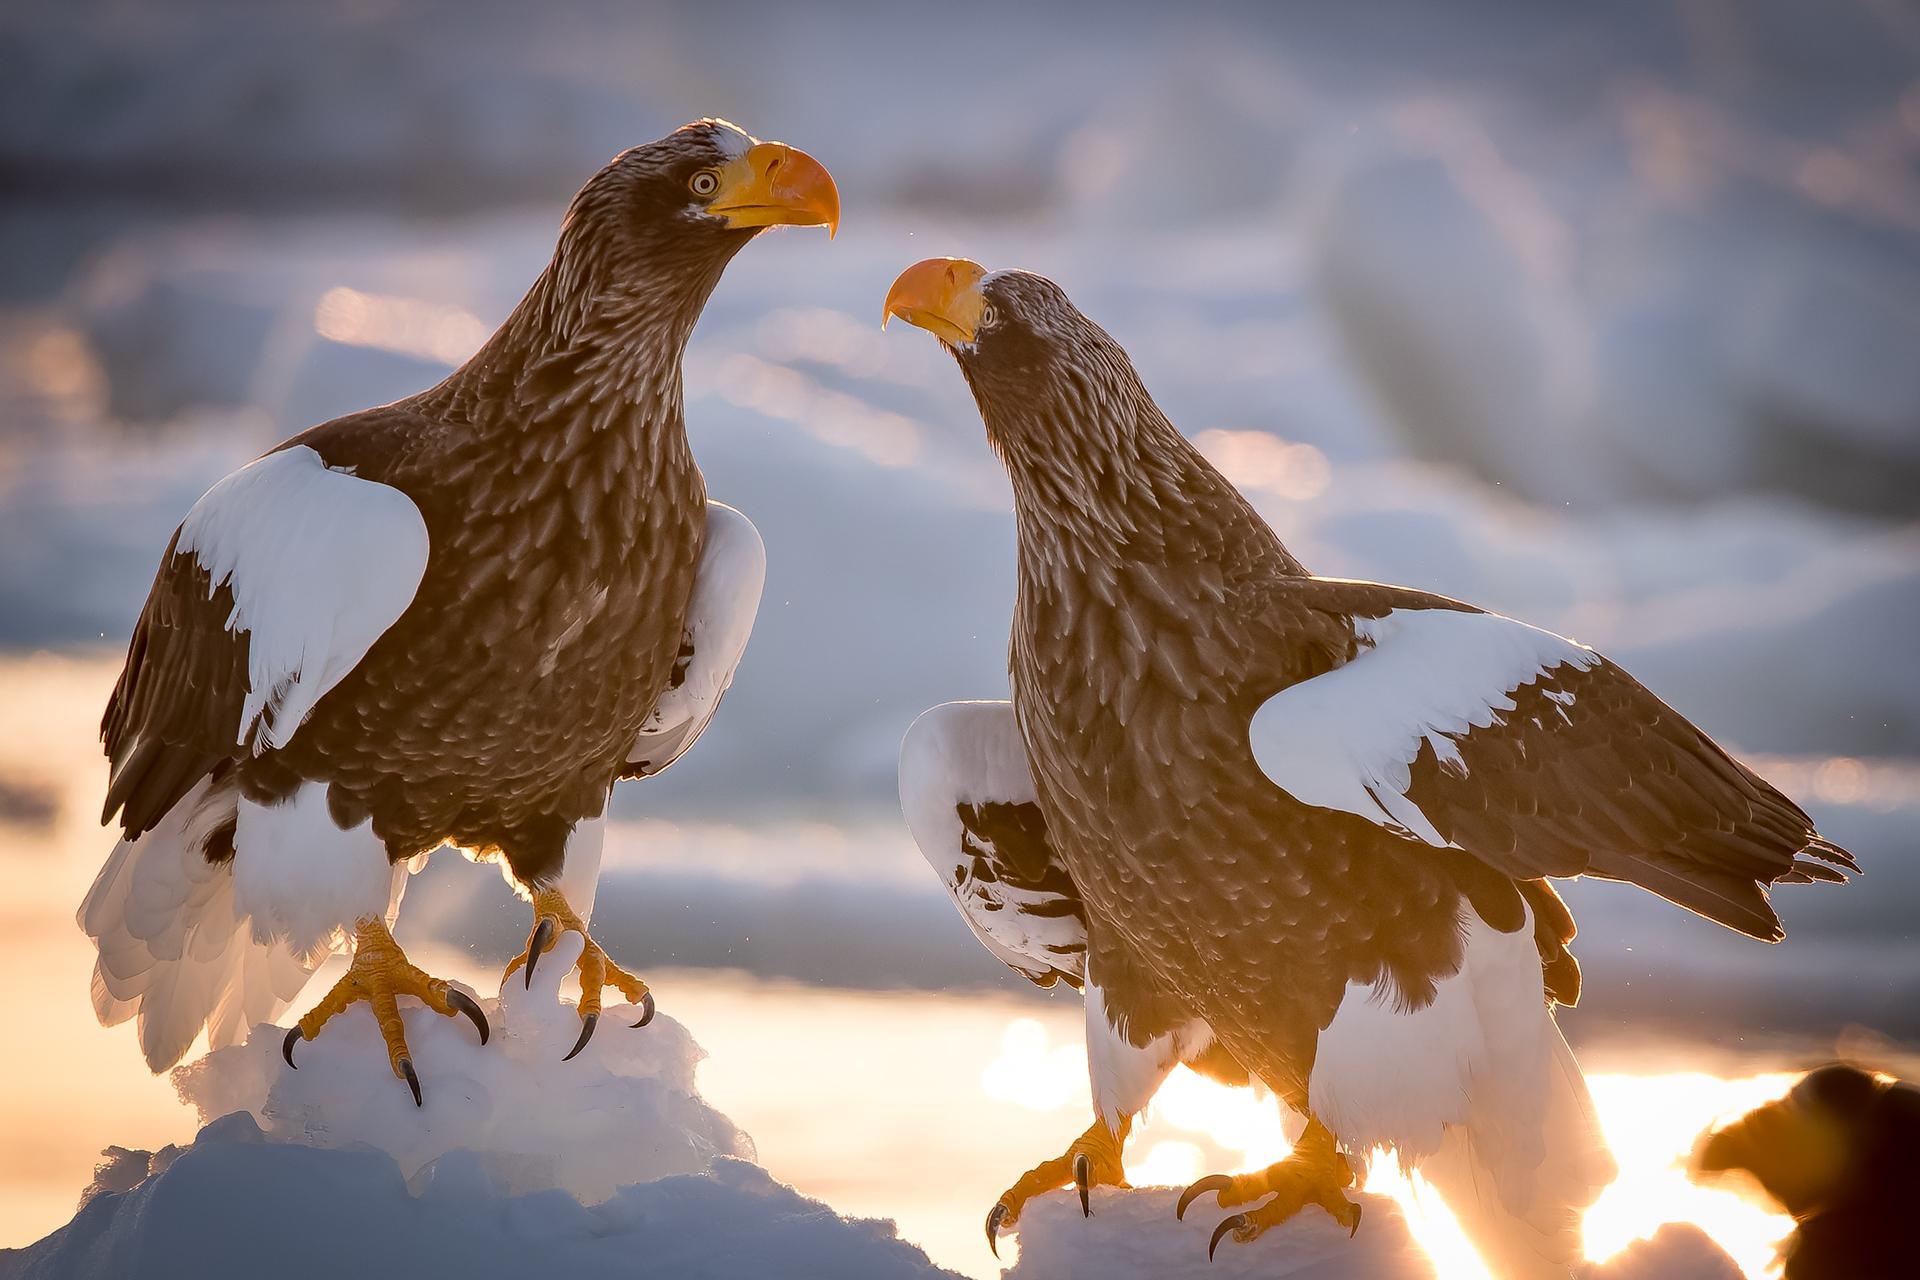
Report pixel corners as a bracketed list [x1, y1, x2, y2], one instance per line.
[78, 775, 316, 1072]
[1420, 1030, 1615, 1279]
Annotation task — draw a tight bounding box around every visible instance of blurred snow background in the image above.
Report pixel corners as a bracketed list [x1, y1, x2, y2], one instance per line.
[1, 0, 1916, 1274]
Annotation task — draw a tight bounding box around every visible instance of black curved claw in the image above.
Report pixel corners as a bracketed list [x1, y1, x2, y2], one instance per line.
[631, 990, 656, 1029]
[1348, 1201, 1363, 1238]
[400, 1057, 422, 1107]
[1176, 1173, 1233, 1222]
[563, 1011, 598, 1062]
[445, 987, 490, 1045]
[1208, 1213, 1250, 1262]
[984, 1202, 1008, 1258]
[1074, 1152, 1093, 1217]
[282, 1025, 303, 1070]
[524, 916, 557, 990]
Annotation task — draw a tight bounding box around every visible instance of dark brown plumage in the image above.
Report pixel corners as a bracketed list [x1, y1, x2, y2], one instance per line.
[1696, 1064, 1920, 1280]
[83, 119, 835, 1081]
[886, 258, 1855, 1270]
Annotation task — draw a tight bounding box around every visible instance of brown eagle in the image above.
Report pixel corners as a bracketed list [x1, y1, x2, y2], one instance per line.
[884, 257, 1856, 1275]
[79, 120, 838, 1103]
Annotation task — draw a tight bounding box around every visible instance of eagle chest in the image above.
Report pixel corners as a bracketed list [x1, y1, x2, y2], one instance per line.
[288, 457, 704, 822]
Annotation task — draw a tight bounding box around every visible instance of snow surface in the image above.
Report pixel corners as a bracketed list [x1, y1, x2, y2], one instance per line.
[1006, 1187, 1436, 1279]
[1002, 1190, 1741, 1280]
[1, 932, 959, 1280]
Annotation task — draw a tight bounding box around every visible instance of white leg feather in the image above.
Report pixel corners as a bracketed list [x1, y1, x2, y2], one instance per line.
[1309, 904, 1615, 1277]
[79, 777, 320, 1071]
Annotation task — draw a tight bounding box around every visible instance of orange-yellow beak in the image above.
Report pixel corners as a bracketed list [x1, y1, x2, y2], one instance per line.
[709, 142, 840, 237]
[882, 257, 988, 345]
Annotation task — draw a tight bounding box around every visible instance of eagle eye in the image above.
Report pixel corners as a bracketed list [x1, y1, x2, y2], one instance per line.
[688, 169, 721, 197]
[980, 302, 1000, 330]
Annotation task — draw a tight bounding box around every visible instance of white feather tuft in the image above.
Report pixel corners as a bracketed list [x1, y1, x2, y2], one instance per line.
[627, 503, 764, 777]
[1251, 607, 1599, 844]
[1309, 903, 1614, 1276]
[176, 444, 428, 753]
[78, 776, 318, 1072]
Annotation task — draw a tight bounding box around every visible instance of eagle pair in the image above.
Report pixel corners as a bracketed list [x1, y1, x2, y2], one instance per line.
[82, 120, 1854, 1275]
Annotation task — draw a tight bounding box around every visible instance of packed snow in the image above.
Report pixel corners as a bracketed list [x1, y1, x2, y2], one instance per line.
[1, 932, 958, 1280]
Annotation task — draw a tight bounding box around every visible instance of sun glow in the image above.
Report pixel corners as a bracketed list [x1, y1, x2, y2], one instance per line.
[979, 1020, 1800, 1280]
[1582, 1071, 1797, 1277]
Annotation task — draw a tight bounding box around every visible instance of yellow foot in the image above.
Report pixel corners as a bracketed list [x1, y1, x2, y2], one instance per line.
[502, 887, 653, 1061]
[1176, 1117, 1362, 1259]
[280, 917, 489, 1105]
[984, 1117, 1131, 1256]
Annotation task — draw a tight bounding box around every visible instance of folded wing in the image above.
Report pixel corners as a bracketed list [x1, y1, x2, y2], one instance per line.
[625, 502, 765, 778]
[101, 444, 430, 837]
[899, 700, 1087, 987]
[1250, 580, 1856, 941]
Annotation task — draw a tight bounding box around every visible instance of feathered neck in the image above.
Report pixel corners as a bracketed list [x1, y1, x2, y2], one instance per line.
[965, 342, 1307, 598]
[416, 209, 747, 457]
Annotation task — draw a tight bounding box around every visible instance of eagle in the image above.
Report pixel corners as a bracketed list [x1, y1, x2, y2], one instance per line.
[883, 258, 1856, 1275]
[78, 120, 838, 1103]
[1694, 1063, 1920, 1280]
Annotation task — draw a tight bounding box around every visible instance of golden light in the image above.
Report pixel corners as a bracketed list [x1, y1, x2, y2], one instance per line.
[978, 1018, 1802, 1280]
[980, 1017, 1086, 1112]
[1582, 1072, 1796, 1277]
[1364, 1153, 1496, 1280]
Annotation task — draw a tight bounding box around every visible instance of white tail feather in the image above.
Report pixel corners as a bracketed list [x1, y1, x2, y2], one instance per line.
[1420, 1031, 1616, 1279]
[77, 777, 317, 1072]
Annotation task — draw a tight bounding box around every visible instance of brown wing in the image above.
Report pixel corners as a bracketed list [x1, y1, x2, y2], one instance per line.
[102, 410, 432, 839]
[1256, 577, 1856, 942]
[100, 528, 250, 838]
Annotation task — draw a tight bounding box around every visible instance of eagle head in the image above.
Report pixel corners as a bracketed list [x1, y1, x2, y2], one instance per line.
[882, 258, 1153, 470]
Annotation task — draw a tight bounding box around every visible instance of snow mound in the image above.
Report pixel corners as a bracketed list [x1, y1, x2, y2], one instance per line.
[2, 1113, 955, 1280]
[1003, 1188, 1436, 1279]
[1000, 1189, 1743, 1280]
[0, 931, 960, 1280]
[172, 931, 750, 1202]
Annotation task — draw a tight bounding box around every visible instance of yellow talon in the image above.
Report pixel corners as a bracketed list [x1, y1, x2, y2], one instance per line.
[1177, 1117, 1362, 1255]
[985, 1117, 1131, 1255]
[503, 888, 654, 1060]
[280, 916, 488, 1104]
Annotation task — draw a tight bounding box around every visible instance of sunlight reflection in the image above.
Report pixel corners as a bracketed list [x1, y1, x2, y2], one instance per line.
[313, 286, 489, 365]
[1364, 1153, 1496, 1280]
[979, 1019, 1802, 1280]
[1150, 1067, 1295, 1172]
[709, 352, 922, 468]
[1583, 1072, 1796, 1277]
[980, 1018, 1086, 1111]
[1194, 428, 1331, 500]
[1130, 1140, 1204, 1189]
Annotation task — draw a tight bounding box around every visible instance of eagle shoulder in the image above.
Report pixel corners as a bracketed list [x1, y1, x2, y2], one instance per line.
[899, 700, 1087, 988]
[1246, 577, 1855, 941]
[623, 501, 765, 778]
[102, 433, 430, 835]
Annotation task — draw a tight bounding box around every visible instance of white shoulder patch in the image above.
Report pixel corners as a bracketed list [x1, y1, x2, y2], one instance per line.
[627, 502, 765, 776]
[899, 700, 1086, 986]
[177, 445, 429, 754]
[1084, 980, 1215, 1128]
[1249, 607, 1599, 844]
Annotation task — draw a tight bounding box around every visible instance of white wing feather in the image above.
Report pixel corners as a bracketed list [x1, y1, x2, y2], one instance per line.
[627, 502, 765, 776]
[1249, 607, 1599, 844]
[176, 444, 429, 753]
[899, 700, 1086, 986]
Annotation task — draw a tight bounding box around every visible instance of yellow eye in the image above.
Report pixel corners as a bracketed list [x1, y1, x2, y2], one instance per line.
[980, 302, 1000, 329]
[689, 169, 721, 196]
